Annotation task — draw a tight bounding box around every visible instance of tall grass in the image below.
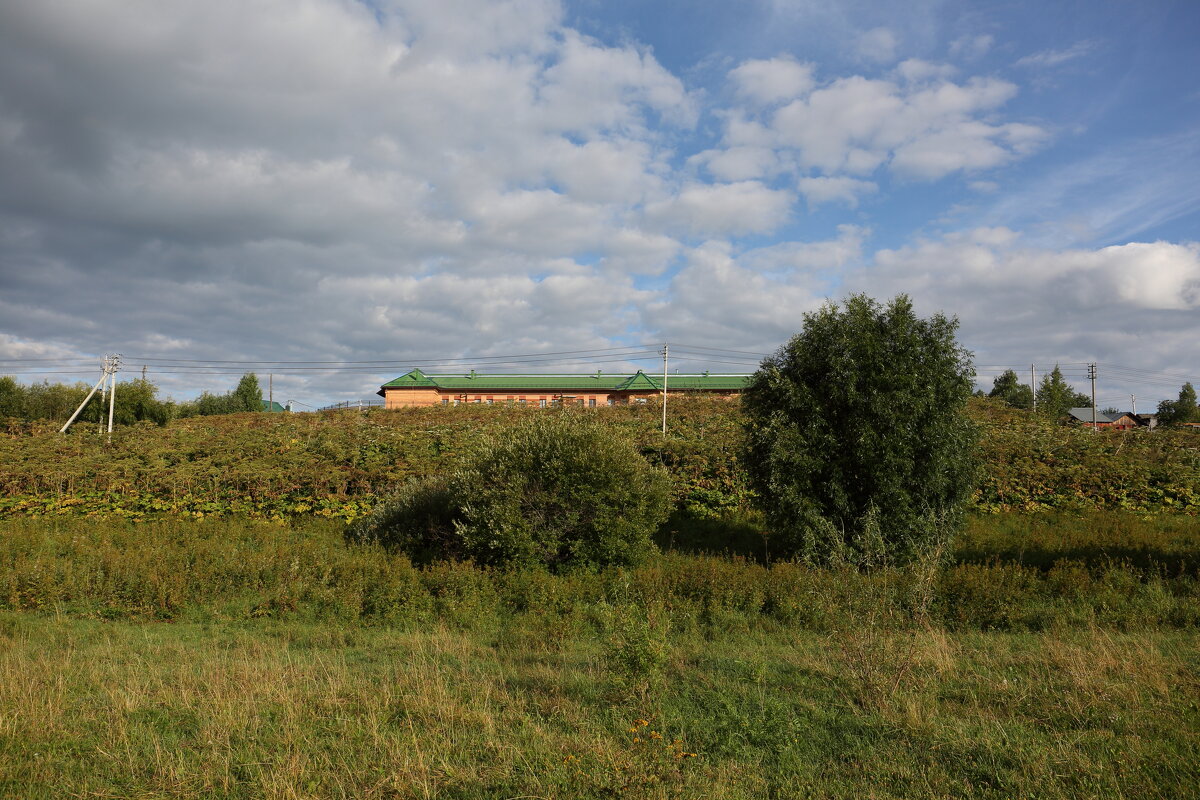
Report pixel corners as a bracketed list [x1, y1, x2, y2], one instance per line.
[2, 515, 1198, 631]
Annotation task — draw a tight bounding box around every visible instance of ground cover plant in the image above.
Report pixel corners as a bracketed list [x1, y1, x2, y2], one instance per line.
[1, 515, 1199, 798]
[1, 396, 1197, 522]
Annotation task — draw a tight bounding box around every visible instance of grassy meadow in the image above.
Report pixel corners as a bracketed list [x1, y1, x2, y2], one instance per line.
[1, 401, 1199, 797]
[1, 513, 1199, 798]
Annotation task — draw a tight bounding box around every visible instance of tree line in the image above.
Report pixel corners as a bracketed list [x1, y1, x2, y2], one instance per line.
[984, 367, 1198, 425]
[0, 373, 270, 427]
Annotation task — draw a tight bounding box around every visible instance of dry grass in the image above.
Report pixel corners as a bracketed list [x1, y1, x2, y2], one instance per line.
[1, 612, 1197, 799]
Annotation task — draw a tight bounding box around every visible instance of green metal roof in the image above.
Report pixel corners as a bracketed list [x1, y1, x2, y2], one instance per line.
[378, 369, 750, 395]
[261, 400, 287, 412]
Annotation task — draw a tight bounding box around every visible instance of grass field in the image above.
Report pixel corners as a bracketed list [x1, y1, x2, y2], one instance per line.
[1, 513, 1199, 798]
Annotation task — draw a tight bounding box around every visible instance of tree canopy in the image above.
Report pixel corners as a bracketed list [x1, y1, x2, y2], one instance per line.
[1035, 366, 1090, 421]
[1158, 382, 1198, 425]
[988, 369, 1034, 410]
[741, 294, 977, 567]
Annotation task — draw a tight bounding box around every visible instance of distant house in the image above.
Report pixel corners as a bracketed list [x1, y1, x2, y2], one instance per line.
[376, 368, 750, 409]
[1067, 408, 1114, 428]
[1107, 412, 1140, 430]
[262, 400, 287, 413]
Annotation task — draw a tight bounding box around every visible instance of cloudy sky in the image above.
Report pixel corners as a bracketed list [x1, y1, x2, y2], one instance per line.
[1, 0, 1197, 409]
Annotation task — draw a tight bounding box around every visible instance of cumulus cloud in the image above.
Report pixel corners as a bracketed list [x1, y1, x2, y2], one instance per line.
[797, 176, 878, 208]
[644, 182, 794, 237]
[729, 57, 815, 106]
[844, 231, 1200, 398]
[647, 225, 867, 350]
[717, 65, 1045, 181]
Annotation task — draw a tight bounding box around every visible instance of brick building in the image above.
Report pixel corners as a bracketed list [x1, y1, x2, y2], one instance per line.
[377, 368, 750, 409]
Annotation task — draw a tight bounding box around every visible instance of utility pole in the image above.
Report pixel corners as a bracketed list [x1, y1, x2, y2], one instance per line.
[661, 343, 669, 435]
[269, 373, 273, 412]
[1088, 363, 1098, 431]
[107, 354, 120, 441]
[61, 355, 111, 434]
[1131, 394, 1137, 416]
[142, 364, 147, 381]
[1030, 363, 1037, 412]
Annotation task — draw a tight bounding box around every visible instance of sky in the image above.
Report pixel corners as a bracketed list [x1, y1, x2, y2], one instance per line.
[0, 0, 1197, 411]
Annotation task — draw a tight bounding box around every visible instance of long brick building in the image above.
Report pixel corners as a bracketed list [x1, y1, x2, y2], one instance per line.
[377, 368, 751, 409]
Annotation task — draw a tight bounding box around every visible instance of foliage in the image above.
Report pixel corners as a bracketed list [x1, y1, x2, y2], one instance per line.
[0, 395, 1196, 522]
[0, 375, 174, 427]
[180, 372, 265, 417]
[971, 398, 1200, 513]
[3, 514, 1200, 629]
[742, 294, 978, 566]
[1158, 382, 1199, 425]
[988, 369, 1034, 410]
[349, 413, 673, 568]
[1035, 365, 1091, 421]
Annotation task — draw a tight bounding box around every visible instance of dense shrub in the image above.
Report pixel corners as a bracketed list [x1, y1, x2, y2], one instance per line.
[743, 295, 978, 566]
[347, 413, 673, 569]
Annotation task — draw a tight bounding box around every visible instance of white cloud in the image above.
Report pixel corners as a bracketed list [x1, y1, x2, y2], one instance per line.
[845, 231, 1200, 396]
[949, 34, 994, 60]
[856, 27, 899, 64]
[1015, 40, 1100, 69]
[692, 146, 781, 181]
[729, 57, 815, 105]
[797, 176, 877, 208]
[724, 69, 1042, 180]
[644, 182, 794, 237]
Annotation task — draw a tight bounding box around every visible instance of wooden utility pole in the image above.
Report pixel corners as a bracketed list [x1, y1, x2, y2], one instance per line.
[661, 344, 669, 435]
[1031, 363, 1037, 412]
[269, 373, 273, 412]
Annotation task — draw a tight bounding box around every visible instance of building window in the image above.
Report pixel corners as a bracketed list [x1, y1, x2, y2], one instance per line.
[519, 399, 527, 405]
[539, 399, 547, 408]
[607, 398, 615, 406]
[441, 398, 449, 405]
[589, 398, 596, 407]
[486, 399, 494, 404]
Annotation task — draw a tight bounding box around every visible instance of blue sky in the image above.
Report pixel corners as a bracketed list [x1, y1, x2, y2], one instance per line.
[0, 0, 1197, 409]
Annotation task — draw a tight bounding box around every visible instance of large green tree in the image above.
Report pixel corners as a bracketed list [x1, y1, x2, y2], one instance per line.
[1035, 366, 1090, 421]
[742, 294, 977, 567]
[1158, 382, 1198, 425]
[988, 369, 1034, 410]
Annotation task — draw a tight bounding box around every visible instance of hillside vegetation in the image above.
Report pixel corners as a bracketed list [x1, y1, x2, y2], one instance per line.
[1, 397, 1197, 520]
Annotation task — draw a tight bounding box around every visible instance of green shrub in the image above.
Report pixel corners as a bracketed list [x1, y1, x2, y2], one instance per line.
[742, 294, 978, 566]
[347, 413, 673, 569]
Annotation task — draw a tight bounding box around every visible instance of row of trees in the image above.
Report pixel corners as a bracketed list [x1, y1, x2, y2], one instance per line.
[986, 368, 1198, 426]
[985, 367, 1089, 419]
[0, 373, 267, 427]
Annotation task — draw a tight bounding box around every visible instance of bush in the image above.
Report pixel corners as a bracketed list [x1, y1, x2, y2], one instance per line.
[742, 294, 978, 566]
[347, 413, 673, 569]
